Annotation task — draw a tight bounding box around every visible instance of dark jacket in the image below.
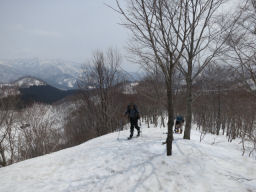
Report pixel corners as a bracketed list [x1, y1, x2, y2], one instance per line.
[125, 105, 140, 119]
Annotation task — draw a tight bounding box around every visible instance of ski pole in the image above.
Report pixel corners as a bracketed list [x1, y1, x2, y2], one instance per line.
[139, 119, 142, 136]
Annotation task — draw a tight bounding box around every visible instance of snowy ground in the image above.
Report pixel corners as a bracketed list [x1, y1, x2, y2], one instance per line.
[0, 123, 256, 192]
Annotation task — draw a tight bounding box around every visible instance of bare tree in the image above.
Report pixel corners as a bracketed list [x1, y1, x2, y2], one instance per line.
[224, 0, 256, 157]
[0, 104, 9, 166]
[114, 0, 190, 155]
[173, 0, 231, 140]
[225, 0, 256, 95]
[18, 104, 61, 160]
[137, 67, 167, 127]
[0, 95, 19, 166]
[75, 48, 124, 138]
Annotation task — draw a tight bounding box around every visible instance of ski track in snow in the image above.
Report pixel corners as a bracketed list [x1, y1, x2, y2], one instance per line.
[0, 124, 256, 192]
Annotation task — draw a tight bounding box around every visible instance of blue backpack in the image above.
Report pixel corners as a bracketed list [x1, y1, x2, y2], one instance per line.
[176, 116, 184, 122]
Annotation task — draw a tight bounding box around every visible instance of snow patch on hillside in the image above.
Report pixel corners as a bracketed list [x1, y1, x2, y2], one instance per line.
[122, 82, 139, 94]
[13, 77, 46, 88]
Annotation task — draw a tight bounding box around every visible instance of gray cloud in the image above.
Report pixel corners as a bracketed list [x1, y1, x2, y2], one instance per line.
[0, 0, 140, 71]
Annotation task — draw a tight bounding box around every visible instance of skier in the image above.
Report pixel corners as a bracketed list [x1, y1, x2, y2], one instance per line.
[174, 115, 184, 134]
[125, 103, 141, 139]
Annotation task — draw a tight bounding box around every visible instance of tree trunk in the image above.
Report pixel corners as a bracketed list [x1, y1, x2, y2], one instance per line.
[216, 86, 221, 135]
[222, 119, 225, 135]
[166, 83, 174, 156]
[184, 72, 192, 140]
[0, 145, 7, 167]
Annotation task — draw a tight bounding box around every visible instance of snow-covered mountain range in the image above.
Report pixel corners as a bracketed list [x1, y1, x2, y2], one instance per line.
[0, 58, 82, 90]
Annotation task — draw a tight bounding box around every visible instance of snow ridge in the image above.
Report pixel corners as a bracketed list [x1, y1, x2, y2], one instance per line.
[0, 123, 255, 192]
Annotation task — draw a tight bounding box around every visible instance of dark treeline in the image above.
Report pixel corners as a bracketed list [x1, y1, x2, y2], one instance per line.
[20, 85, 78, 105]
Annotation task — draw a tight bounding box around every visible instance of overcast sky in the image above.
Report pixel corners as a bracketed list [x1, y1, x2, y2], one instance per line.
[0, 0, 241, 72]
[0, 0, 142, 71]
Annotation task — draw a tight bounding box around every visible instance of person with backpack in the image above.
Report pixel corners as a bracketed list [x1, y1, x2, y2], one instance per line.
[175, 115, 185, 134]
[125, 103, 140, 139]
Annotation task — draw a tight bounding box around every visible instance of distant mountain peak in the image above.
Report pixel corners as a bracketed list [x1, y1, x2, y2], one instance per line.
[13, 76, 46, 88]
[0, 76, 47, 98]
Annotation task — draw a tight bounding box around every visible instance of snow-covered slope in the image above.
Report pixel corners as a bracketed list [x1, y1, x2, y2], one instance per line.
[0, 124, 255, 192]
